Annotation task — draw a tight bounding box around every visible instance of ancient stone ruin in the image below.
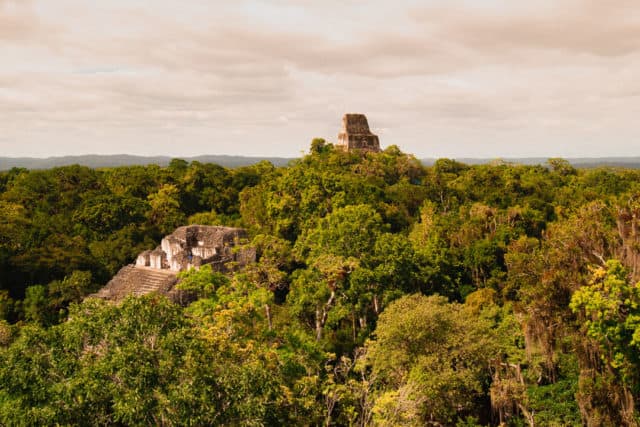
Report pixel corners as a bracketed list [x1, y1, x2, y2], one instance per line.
[336, 113, 381, 153]
[92, 225, 255, 302]
[137, 225, 252, 272]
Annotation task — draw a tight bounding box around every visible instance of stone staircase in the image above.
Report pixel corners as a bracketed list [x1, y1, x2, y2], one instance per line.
[91, 265, 178, 301]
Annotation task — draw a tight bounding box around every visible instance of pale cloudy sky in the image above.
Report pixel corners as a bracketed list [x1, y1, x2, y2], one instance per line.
[1, 0, 639, 158]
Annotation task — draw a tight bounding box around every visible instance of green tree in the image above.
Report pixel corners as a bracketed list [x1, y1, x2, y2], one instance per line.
[72, 194, 147, 235]
[571, 260, 640, 425]
[366, 294, 498, 425]
[176, 264, 228, 300]
[295, 204, 385, 261]
[0, 295, 325, 425]
[22, 285, 48, 324]
[47, 270, 95, 319]
[0, 291, 14, 323]
[310, 138, 332, 155]
[147, 184, 186, 235]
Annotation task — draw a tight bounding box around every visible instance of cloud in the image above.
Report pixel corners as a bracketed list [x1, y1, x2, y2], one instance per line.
[413, 0, 640, 58]
[0, 0, 638, 157]
[0, 0, 36, 40]
[0, 0, 61, 43]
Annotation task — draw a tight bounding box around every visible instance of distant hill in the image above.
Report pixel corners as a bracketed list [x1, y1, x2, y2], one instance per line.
[421, 157, 640, 169]
[2, 154, 640, 171]
[0, 154, 295, 171]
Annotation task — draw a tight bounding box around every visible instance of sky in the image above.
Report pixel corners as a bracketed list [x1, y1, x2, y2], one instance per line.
[1, 0, 639, 159]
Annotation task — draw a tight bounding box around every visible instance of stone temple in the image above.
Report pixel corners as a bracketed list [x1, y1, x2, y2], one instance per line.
[336, 113, 381, 153]
[92, 225, 255, 302]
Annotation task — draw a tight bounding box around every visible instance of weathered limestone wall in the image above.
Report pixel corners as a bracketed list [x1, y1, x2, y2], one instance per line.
[150, 250, 164, 269]
[157, 225, 251, 272]
[95, 225, 255, 303]
[136, 252, 150, 267]
[337, 113, 381, 153]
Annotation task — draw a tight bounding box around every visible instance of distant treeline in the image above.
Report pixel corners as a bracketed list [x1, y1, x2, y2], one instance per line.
[0, 154, 294, 170]
[2, 154, 640, 171]
[421, 157, 640, 168]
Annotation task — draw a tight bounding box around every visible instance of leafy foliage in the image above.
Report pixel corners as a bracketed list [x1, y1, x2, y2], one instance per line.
[2, 143, 640, 424]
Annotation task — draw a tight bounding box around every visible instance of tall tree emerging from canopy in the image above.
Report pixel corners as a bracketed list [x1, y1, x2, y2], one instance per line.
[147, 184, 186, 235]
[365, 294, 498, 426]
[571, 260, 640, 425]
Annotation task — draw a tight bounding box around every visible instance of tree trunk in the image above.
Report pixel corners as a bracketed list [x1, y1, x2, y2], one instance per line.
[352, 313, 357, 342]
[315, 309, 323, 341]
[264, 304, 272, 331]
[316, 291, 336, 341]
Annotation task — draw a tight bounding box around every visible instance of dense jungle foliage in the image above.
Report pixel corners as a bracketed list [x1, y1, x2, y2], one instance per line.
[2, 140, 640, 425]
